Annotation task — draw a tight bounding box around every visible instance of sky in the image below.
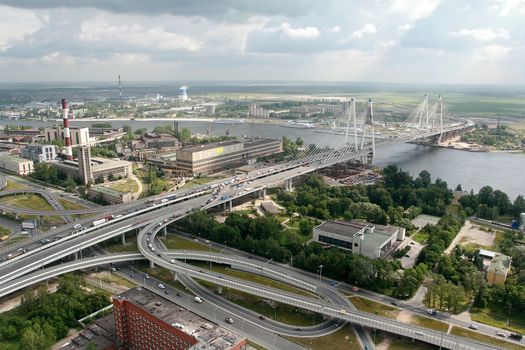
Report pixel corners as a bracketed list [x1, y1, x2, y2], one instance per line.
[0, 0, 524, 84]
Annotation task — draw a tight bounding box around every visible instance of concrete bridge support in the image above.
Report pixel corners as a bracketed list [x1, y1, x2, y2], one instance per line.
[163, 227, 167, 237]
[121, 234, 126, 245]
[149, 260, 155, 269]
[259, 188, 267, 199]
[285, 178, 293, 192]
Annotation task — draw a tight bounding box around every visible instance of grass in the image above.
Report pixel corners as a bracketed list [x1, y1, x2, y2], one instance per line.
[4, 180, 28, 190]
[180, 176, 215, 189]
[287, 323, 359, 350]
[188, 262, 315, 297]
[247, 340, 267, 350]
[349, 296, 400, 318]
[410, 314, 449, 332]
[2, 235, 27, 247]
[160, 234, 219, 251]
[0, 225, 11, 236]
[105, 240, 139, 253]
[0, 193, 54, 211]
[109, 178, 139, 193]
[197, 279, 323, 326]
[412, 230, 429, 244]
[451, 326, 525, 350]
[58, 198, 87, 211]
[90, 271, 137, 289]
[471, 307, 525, 335]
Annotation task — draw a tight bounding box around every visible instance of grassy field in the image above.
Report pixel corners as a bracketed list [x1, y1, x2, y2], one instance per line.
[0, 225, 11, 235]
[197, 279, 323, 326]
[105, 240, 139, 253]
[412, 230, 429, 244]
[287, 323, 359, 350]
[451, 326, 525, 350]
[0, 193, 54, 211]
[247, 340, 267, 350]
[58, 198, 87, 211]
[349, 296, 400, 318]
[160, 234, 219, 251]
[471, 307, 525, 334]
[4, 180, 28, 190]
[90, 271, 137, 289]
[410, 314, 449, 332]
[180, 176, 216, 189]
[188, 261, 315, 297]
[2, 235, 27, 247]
[109, 178, 139, 193]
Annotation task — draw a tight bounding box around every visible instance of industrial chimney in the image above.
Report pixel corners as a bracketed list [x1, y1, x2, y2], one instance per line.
[61, 98, 73, 160]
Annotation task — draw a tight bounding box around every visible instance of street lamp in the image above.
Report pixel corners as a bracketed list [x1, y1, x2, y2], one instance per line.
[318, 264, 324, 283]
[208, 243, 212, 271]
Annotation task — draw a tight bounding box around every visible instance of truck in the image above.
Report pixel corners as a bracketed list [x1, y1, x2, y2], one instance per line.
[194, 296, 203, 303]
[1, 235, 9, 242]
[510, 333, 523, 340]
[92, 218, 107, 227]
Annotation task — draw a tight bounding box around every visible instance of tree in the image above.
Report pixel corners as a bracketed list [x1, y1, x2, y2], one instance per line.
[295, 136, 304, 147]
[122, 125, 132, 133]
[20, 325, 48, 350]
[179, 128, 192, 142]
[87, 341, 97, 350]
[298, 219, 313, 236]
[513, 195, 525, 217]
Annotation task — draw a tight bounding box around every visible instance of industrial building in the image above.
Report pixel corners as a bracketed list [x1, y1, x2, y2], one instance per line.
[175, 137, 282, 176]
[55, 149, 132, 185]
[291, 104, 343, 116]
[44, 126, 91, 147]
[486, 254, 512, 285]
[113, 287, 246, 350]
[313, 220, 405, 259]
[21, 144, 56, 163]
[0, 153, 34, 175]
[248, 104, 272, 118]
[88, 186, 133, 204]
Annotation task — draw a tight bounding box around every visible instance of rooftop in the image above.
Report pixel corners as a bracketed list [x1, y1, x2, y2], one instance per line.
[90, 186, 130, 196]
[487, 254, 512, 273]
[316, 220, 399, 246]
[180, 139, 241, 153]
[117, 287, 244, 349]
[0, 152, 33, 164]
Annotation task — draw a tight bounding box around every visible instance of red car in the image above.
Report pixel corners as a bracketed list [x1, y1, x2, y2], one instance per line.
[352, 286, 360, 292]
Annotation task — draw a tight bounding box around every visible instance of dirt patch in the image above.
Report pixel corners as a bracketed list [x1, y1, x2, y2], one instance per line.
[397, 310, 414, 323]
[375, 335, 393, 350]
[444, 220, 496, 254]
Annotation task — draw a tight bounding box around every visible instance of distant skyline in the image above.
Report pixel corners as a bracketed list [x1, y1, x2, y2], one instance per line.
[0, 0, 524, 84]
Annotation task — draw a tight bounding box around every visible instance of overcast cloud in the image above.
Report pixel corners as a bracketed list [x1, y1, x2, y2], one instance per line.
[0, 0, 524, 84]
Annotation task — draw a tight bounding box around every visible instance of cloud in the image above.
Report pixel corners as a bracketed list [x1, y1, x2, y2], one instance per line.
[350, 23, 377, 39]
[0, 5, 42, 51]
[79, 19, 201, 51]
[450, 28, 509, 41]
[491, 0, 525, 16]
[328, 25, 341, 33]
[391, 0, 440, 20]
[482, 44, 511, 60]
[279, 22, 320, 39]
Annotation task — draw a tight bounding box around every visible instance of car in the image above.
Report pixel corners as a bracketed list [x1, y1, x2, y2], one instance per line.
[427, 309, 437, 316]
[497, 331, 506, 337]
[334, 323, 340, 327]
[415, 331, 424, 336]
[510, 333, 523, 340]
[40, 239, 50, 245]
[110, 268, 117, 272]
[410, 242, 415, 245]
[404, 254, 410, 257]
[225, 317, 234, 324]
[132, 269, 136, 273]
[351, 286, 360, 292]
[130, 274, 135, 278]
[259, 315, 266, 320]
[164, 290, 170, 294]
[391, 302, 398, 306]
[295, 327, 302, 331]
[145, 274, 150, 279]
[158, 283, 165, 289]
[469, 324, 479, 330]
[176, 292, 182, 297]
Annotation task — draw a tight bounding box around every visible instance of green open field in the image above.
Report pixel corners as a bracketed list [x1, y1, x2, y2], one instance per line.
[287, 323, 359, 350]
[109, 178, 139, 193]
[349, 296, 400, 318]
[471, 307, 525, 335]
[0, 193, 64, 229]
[412, 230, 429, 244]
[451, 326, 525, 350]
[4, 180, 28, 190]
[58, 198, 88, 211]
[0, 225, 11, 236]
[197, 279, 323, 326]
[180, 176, 216, 189]
[160, 234, 219, 251]
[105, 240, 139, 253]
[189, 261, 315, 297]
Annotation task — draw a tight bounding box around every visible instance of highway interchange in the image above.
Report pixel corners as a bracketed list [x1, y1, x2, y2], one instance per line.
[0, 120, 518, 350]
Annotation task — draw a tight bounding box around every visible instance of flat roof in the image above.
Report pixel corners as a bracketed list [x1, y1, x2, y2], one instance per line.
[90, 186, 129, 196]
[180, 140, 241, 153]
[0, 153, 33, 164]
[479, 249, 497, 259]
[117, 287, 244, 349]
[316, 220, 399, 246]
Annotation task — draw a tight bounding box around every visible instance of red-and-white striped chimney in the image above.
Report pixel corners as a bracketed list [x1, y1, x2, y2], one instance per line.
[61, 98, 73, 160]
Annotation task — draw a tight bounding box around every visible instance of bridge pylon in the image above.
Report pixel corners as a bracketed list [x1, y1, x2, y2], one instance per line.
[360, 99, 375, 164]
[437, 95, 444, 143]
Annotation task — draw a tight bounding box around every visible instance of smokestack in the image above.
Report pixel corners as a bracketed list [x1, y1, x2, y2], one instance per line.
[118, 75, 122, 100]
[61, 98, 73, 160]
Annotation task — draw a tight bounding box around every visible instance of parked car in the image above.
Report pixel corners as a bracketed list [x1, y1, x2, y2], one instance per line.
[497, 331, 506, 337]
[427, 309, 437, 316]
[225, 317, 234, 324]
[469, 324, 479, 330]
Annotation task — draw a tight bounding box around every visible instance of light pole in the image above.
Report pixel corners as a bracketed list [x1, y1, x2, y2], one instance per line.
[318, 264, 324, 283]
[208, 243, 212, 271]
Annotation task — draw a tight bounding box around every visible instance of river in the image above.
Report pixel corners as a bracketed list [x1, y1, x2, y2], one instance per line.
[2, 118, 524, 199]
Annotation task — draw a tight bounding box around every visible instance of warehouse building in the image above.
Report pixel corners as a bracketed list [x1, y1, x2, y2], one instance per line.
[55, 155, 132, 184]
[175, 137, 282, 176]
[88, 186, 133, 204]
[313, 220, 405, 259]
[0, 152, 34, 175]
[113, 287, 246, 350]
[44, 126, 92, 146]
